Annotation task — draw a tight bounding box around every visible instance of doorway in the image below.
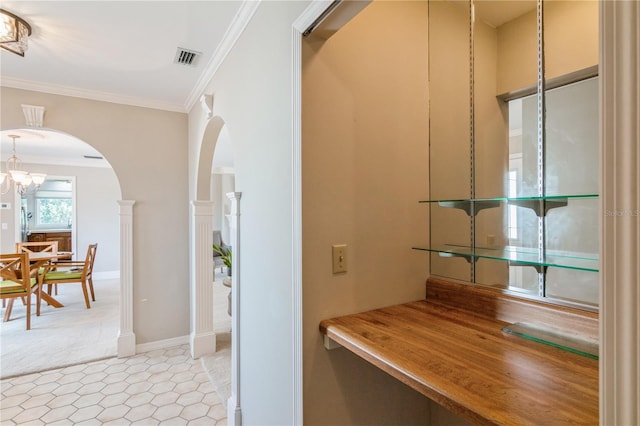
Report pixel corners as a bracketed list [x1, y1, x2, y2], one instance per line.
[0, 129, 121, 378]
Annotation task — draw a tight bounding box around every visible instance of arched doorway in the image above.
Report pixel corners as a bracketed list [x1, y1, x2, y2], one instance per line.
[0, 128, 122, 377]
[191, 113, 242, 420]
[190, 115, 226, 358]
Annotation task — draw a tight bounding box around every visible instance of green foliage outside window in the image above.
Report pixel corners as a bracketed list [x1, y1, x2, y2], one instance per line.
[37, 198, 72, 226]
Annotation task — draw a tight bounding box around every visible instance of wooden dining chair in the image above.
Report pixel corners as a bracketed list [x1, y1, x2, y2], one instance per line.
[16, 241, 60, 295]
[16, 241, 59, 255]
[1, 253, 40, 330]
[39, 244, 98, 310]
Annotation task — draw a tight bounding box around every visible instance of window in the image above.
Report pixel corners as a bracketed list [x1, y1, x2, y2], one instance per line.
[37, 198, 72, 227]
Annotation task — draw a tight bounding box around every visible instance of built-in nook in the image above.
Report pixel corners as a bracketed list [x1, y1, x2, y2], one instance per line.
[310, 0, 599, 424]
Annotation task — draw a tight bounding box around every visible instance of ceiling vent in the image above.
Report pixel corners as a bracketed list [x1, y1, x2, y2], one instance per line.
[174, 47, 201, 67]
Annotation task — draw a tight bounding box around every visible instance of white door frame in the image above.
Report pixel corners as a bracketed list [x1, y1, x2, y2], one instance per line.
[290, 2, 334, 422]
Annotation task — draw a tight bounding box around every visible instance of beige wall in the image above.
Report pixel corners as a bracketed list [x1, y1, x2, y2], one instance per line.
[302, 1, 430, 423]
[1, 87, 189, 344]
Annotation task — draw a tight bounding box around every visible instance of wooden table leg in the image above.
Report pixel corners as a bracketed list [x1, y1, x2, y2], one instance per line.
[40, 292, 64, 308]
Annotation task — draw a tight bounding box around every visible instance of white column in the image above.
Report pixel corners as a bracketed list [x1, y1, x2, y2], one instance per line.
[600, 1, 640, 424]
[190, 201, 216, 358]
[226, 192, 242, 426]
[117, 200, 136, 358]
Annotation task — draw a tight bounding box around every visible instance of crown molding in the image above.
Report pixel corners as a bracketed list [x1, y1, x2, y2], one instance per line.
[184, 0, 262, 113]
[0, 76, 186, 113]
[22, 155, 111, 169]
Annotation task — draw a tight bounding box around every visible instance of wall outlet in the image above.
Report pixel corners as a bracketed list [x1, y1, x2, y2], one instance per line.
[0, 203, 10, 209]
[332, 244, 348, 274]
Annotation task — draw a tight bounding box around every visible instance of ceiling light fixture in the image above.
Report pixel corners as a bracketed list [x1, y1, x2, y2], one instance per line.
[0, 135, 46, 195]
[0, 9, 32, 57]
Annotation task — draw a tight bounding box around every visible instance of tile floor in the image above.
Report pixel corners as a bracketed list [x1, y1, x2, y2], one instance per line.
[0, 345, 227, 425]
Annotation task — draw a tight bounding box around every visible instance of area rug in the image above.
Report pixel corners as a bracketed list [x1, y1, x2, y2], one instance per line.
[201, 273, 232, 405]
[0, 278, 119, 379]
[202, 332, 231, 405]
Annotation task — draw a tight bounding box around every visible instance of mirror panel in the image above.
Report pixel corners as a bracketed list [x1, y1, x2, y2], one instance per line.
[428, 0, 470, 200]
[428, 0, 471, 281]
[543, 1, 599, 82]
[474, 1, 537, 288]
[427, 0, 599, 308]
[542, 1, 599, 306]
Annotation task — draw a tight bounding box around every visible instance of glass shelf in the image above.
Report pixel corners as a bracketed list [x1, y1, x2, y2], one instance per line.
[418, 194, 598, 217]
[412, 244, 599, 272]
[502, 322, 598, 360]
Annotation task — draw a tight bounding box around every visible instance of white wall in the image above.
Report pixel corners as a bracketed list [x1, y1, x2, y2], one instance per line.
[189, 1, 310, 423]
[1, 87, 189, 345]
[0, 163, 120, 273]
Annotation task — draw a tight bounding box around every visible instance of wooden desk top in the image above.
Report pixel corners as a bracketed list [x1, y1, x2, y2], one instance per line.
[320, 300, 598, 425]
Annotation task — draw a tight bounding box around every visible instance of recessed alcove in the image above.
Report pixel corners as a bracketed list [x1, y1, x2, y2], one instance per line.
[308, 1, 600, 424]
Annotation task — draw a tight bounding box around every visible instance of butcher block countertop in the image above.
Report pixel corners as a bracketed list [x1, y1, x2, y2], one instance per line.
[319, 281, 598, 425]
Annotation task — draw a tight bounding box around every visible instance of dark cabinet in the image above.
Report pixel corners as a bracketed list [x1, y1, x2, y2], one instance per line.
[28, 231, 72, 252]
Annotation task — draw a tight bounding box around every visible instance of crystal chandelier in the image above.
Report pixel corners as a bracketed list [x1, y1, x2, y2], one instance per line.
[0, 9, 31, 57]
[1, 135, 46, 195]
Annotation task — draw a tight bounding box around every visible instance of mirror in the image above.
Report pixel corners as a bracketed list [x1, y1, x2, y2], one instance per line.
[427, 0, 599, 308]
[542, 1, 599, 306]
[428, 0, 472, 283]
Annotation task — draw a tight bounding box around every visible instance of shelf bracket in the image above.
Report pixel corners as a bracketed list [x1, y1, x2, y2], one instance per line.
[323, 335, 342, 350]
[438, 200, 501, 216]
[508, 198, 568, 217]
[508, 260, 548, 274]
[439, 252, 477, 264]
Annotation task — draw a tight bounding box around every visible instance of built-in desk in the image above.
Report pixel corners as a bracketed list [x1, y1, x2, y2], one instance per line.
[319, 279, 598, 425]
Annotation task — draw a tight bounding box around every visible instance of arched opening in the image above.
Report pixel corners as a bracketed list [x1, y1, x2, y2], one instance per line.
[190, 114, 235, 407]
[1, 128, 122, 378]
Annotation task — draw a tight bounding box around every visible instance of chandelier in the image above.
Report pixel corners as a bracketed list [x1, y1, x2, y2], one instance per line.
[1, 135, 46, 195]
[0, 9, 31, 57]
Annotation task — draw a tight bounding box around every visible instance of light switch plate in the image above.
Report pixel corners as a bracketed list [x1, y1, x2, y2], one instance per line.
[332, 244, 347, 274]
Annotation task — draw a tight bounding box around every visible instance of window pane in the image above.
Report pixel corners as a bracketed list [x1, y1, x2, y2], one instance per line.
[37, 198, 72, 226]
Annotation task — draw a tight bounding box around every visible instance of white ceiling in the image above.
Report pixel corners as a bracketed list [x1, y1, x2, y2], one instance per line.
[0, 1, 240, 169]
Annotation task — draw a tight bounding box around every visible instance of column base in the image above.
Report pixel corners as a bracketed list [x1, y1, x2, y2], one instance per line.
[117, 331, 136, 358]
[190, 331, 217, 358]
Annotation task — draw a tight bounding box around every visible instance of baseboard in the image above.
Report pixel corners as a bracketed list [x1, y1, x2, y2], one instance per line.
[93, 270, 120, 280]
[136, 335, 190, 354]
[227, 393, 242, 426]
